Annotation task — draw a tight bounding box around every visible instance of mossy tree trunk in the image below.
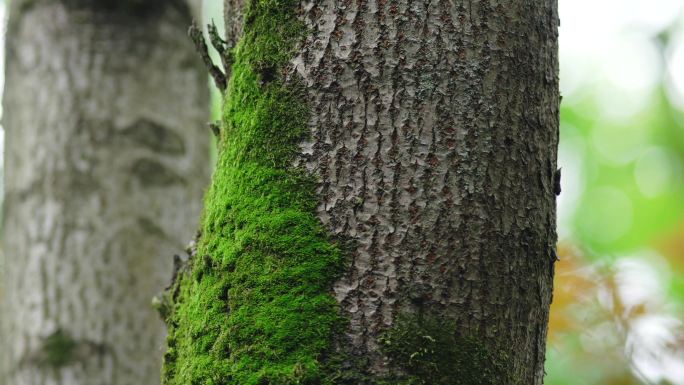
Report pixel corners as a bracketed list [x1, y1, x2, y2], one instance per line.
[163, 0, 559, 384]
[1, 1, 210, 384]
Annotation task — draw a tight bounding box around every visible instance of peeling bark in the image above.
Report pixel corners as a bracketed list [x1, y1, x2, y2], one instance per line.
[1, 1, 210, 384]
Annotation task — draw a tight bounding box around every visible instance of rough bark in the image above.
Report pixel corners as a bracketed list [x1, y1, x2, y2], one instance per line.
[1, 1, 210, 385]
[222, 0, 245, 49]
[163, 0, 558, 384]
[295, 1, 559, 383]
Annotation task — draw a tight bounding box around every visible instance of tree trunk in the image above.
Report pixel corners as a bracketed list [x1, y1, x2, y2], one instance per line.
[1, 1, 210, 384]
[163, 0, 558, 384]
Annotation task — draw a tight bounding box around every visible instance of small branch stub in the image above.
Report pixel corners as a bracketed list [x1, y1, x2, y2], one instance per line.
[553, 168, 562, 196]
[189, 22, 226, 91]
[208, 121, 221, 138]
[208, 20, 233, 80]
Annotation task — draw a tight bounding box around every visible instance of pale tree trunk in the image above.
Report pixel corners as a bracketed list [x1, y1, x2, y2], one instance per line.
[1, 1, 210, 385]
[163, 0, 558, 384]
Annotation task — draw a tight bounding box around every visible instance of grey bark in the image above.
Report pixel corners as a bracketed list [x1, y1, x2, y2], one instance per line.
[291, 0, 559, 383]
[222, 0, 245, 50]
[1, 1, 210, 385]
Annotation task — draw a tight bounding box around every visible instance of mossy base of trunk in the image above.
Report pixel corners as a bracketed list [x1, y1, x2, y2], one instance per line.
[378, 315, 516, 385]
[315, 313, 515, 385]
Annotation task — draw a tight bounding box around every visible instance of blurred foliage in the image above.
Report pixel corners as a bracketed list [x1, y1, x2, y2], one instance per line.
[547, 1, 684, 383]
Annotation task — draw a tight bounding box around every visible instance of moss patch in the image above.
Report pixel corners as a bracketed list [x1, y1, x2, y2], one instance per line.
[41, 329, 78, 368]
[162, 1, 345, 384]
[379, 315, 513, 385]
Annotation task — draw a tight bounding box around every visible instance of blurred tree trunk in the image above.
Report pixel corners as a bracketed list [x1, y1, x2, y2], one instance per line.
[1, 1, 210, 384]
[162, 0, 559, 384]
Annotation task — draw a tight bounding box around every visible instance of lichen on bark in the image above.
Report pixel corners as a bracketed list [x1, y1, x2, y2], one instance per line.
[162, 1, 346, 384]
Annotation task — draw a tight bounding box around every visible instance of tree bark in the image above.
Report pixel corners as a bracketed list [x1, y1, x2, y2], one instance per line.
[163, 0, 558, 384]
[296, 0, 559, 382]
[1, 1, 210, 384]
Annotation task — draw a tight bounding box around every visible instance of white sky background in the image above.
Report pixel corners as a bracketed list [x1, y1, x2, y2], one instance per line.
[0, 0, 683, 383]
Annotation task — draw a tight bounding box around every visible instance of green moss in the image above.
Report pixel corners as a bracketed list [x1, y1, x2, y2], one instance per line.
[42, 329, 77, 368]
[379, 315, 513, 385]
[162, 1, 345, 384]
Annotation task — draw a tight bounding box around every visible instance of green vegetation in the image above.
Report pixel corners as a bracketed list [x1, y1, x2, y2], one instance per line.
[543, 6, 684, 385]
[162, 1, 346, 384]
[379, 315, 512, 385]
[41, 329, 77, 368]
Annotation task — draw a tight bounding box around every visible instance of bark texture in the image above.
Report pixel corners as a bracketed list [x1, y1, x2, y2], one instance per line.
[222, 0, 245, 49]
[294, 1, 559, 383]
[163, 0, 558, 384]
[1, 1, 210, 384]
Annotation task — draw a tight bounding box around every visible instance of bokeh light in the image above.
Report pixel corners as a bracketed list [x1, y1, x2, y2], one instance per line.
[550, 0, 684, 383]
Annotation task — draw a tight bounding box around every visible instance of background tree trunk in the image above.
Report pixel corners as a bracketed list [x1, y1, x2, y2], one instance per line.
[1, 1, 210, 384]
[163, 0, 558, 384]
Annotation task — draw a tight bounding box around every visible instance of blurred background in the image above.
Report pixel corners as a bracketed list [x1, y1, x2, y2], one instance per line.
[547, 0, 684, 383]
[2, 0, 684, 384]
